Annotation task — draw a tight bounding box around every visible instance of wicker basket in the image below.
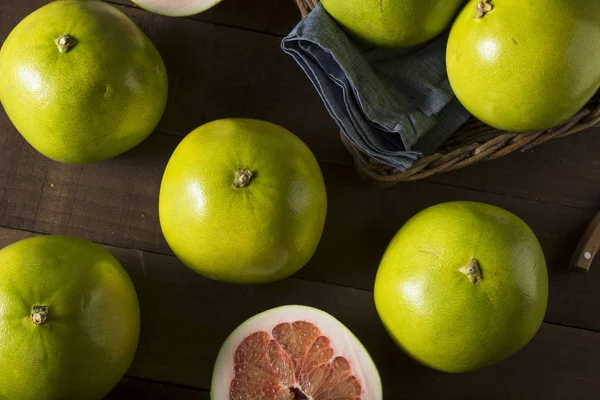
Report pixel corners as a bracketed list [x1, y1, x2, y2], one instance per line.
[294, 0, 600, 185]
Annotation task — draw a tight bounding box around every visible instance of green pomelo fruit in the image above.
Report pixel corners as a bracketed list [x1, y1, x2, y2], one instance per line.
[375, 202, 548, 373]
[0, 0, 168, 163]
[321, 0, 464, 48]
[447, 0, 600, 131]
[211, 305, 382, 399]
[159, 119, 327, 284]
[0, 235, 140, 399]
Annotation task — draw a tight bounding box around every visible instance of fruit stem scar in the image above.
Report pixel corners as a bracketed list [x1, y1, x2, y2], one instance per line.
[54, 34, 78, 53]
[460, 258, 483, 284]
[475, 0, 493, 19]
[31, 306, 49, 325]
[233, 168, 253, 188]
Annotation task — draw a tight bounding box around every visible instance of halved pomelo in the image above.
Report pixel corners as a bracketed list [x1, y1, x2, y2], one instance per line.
[212, 305, 382, 400]
[131, 0, 223, 17]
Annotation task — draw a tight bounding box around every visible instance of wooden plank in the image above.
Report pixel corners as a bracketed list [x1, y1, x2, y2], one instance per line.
[106, 0, 301, 37]
[0, 124, 170, 254]
[0, 129, 599, 330]
[1, 227, 600, 398]
[109, 379, 208, 399]
[428, 127, 600, 210]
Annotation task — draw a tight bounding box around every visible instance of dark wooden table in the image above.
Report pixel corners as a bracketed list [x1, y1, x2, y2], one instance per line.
[2, 1, 600, 398]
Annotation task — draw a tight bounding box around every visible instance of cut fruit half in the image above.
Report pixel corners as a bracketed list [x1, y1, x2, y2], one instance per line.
[212, 305, 382, 400]
[131, 0, 223, 17]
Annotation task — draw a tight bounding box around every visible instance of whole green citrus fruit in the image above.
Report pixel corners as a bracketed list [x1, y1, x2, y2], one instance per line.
[374, 202, 548, 373]
[0, 0, 168, 163]
[447, 0, 600, 131]
[159, 119, 327, 284]
[321, 0, 464, 48]
[0, 235, 140, 399]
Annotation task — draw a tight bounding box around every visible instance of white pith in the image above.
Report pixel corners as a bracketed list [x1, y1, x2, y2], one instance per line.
[211, 305, 382, 400]
[132, 0, 223, 17]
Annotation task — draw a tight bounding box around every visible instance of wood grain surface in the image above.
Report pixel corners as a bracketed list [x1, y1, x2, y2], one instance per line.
[2, 1, 600, 399]
[108, 379, 209, 399]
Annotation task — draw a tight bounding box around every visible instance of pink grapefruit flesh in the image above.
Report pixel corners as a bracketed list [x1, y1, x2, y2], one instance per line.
[212, 305, 382, 400]
[131, 0, 222, 17]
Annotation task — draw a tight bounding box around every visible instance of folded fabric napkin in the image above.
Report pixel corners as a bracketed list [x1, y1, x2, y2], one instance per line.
[281, 5, 471, 171]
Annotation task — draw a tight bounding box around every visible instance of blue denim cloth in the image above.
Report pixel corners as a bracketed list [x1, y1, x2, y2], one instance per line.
[281, 5, 470, 171]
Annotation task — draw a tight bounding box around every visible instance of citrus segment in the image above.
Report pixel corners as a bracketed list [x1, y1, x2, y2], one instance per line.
[232, 322, 362, 399]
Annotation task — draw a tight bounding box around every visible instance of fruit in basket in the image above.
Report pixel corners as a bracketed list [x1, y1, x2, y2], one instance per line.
[321, 0, 464, 48]
[447, 0, 600, 132]
[211, 305, 382, 399]
[0, 235, 140, 399]
[159, 119, 327, 284]
[0, 0, 168, 164]
[131, 0, 223, 17]
[374, 201, 548, 373]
